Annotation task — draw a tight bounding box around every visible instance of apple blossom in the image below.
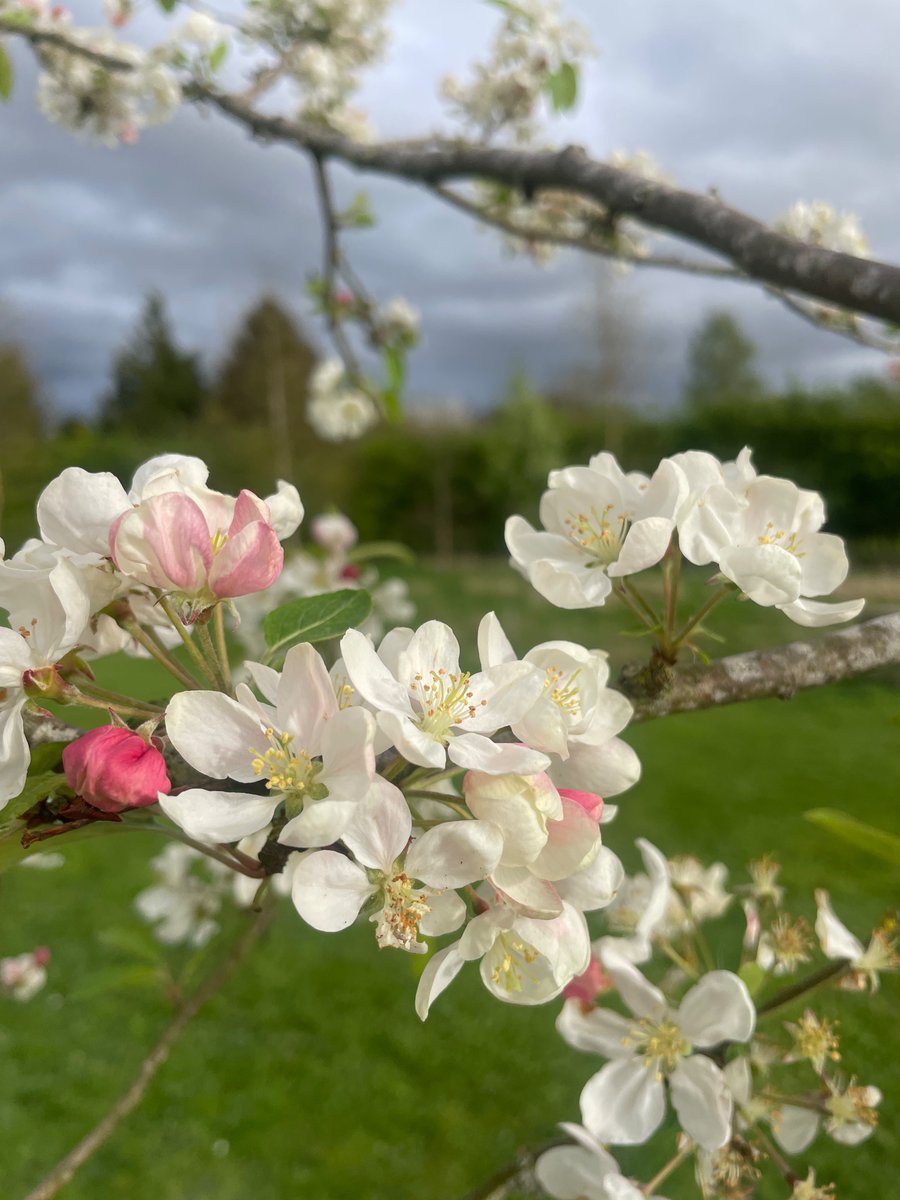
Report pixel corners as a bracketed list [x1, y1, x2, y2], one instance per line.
[135, 844, 229, 947]
[505, 454, 687, 609]
[536, 1124, 667, 1200]
[340, 620, 548, 772]
[814, 890, 898, 990]
[774, 1078, 882, 1153]
[561, 950, 755, 1150]
[0, 947, 50, 1001]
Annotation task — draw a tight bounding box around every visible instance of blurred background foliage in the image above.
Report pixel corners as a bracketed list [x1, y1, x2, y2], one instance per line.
[1, 291, 899, 559]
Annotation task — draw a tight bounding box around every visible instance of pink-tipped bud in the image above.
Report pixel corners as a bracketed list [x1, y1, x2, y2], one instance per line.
[562, 956, 611, 1007]
[33, 946, 51, 968]
[559, 787, 604, 822]
[62, 726, 171, 814]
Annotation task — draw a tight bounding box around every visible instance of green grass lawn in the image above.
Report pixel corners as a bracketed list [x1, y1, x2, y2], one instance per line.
[0, 560, 897, 1200]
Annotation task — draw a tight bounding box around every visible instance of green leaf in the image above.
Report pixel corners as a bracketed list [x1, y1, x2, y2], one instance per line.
[0, 771, 66, 836]
[380, 347, 406, 423]
[97, 926, 165, 965]
[805, 808, 900, 868]
[546, 62, 578, 113]
[738, 962, 767, 997]
[345, 541, 414, 566]
[484, 0, 529, 17]
[27, 742, 67, 774]
[208, 40, 228, 71]
[157, 0, 178, 11]
[0, 43, 14, 103]
[262, 589, 373, 664]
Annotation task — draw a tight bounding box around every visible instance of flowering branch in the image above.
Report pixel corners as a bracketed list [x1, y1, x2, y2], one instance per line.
[20, 904, 275, 1200]
[628, 610, 900, 722]
[5, 17, 900, 328]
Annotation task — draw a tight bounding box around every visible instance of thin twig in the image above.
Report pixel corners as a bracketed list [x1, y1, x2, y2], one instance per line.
[310, 153, 365, 381]
[756, 958, 851, 1017]
[21, 905, 276, 1200]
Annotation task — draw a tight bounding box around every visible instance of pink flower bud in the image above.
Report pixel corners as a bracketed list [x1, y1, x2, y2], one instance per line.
[559, 787, 604, 822]
[63, 726, 171, 813]
[562, 956, 611, 1007]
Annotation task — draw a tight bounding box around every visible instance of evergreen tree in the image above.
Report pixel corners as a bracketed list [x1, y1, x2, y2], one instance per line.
[100, 292, 205, 430]
[684, 309, 763, 411]
[0, 342, 45, 439]
[211, 295, 319, 479]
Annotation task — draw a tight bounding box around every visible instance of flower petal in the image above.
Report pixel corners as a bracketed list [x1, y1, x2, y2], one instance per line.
[159, 788, 279, 843]
[165, 691, 263, 782]
[677, 971, 756, 1047]
[449, 733, 550, 775]
[580, 1059, 665, 1146]
[406, 820, 503, 889]
[670, 1055, 733, 1150]
[342, 781, 411, 871]
[340, 627, 414, 716]
[556, 998, 633, 1058]
[291, 849, 375, 931]
[415, 943, 466, 1020]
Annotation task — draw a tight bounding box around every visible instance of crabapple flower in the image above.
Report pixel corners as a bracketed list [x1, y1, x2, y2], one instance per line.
[814, 890, 898, 990]
[310, 512, 358, 554]
[505, 454, 686, 609]
[135, 844, 228, 947]
[63, 725, 171, 813]
[111, 488, 284, 614]
[562, 952, 755, 1149]
[536, 1124, 666, 1200]
[307, 359, 378, 441]
[774, 1078, 882, 1153]
[598, 839, 672, 964]
[415, 890, 591, 1016]
[677, 467, 863, 628]
[291, 784, 501, 950]
[477, 612, 640, 797]
[162, 644, 380, 846]
[0, 948, 50, 1001]
[340, 620, 547, 772]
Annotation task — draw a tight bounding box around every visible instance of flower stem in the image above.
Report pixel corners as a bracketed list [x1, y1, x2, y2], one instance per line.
[68, 690, 161, 722]
[641, 1142, 692, 1195]
[212, 604, 234, 693]
[661, 535, 681, 656]
[195, 619, 229, 693]
[671, 582, 732, 648]
[404, 790, 472, 820]
[158, 595, 219, 688]
[613, 583, 657, 630]
[756, 958, 851, 1016]
[658, 939, 700, 981]
[122, 619, 203, 690]
[75, 683, 163, 717]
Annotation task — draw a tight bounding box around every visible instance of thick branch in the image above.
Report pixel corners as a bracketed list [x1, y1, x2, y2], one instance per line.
[5, 19, 900, 326]
[21, 904, 275, 1200]
[630, 611, 900, 722]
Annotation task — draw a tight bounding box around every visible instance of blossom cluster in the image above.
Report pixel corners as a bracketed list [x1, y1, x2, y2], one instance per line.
[534, 843, 895, 1200]
[306, 358, 379, 442]
[506, 447, 864, 633]
[441, 0, 593, 143]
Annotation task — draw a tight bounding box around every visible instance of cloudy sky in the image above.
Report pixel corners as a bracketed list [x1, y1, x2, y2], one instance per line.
[2, 0, 898, 419]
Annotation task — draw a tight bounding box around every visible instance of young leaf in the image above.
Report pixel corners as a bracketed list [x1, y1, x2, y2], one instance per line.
[262, 589, 373, 664]
[0, 43, 14, 103]
[345, 541, 415, 566]
[208, 40, 228, 72]
[805, 808, 900, 867]
[380, 346, 407, 423]
[546, 62, 578, 113]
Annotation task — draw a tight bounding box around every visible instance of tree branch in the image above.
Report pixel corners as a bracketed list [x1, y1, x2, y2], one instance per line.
[20, 903, 275, 1200]
[6, 18, 900, 328]
[629, 611, 900, 722]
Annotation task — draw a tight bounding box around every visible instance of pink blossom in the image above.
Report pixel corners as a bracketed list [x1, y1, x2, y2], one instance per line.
[559, 787, 604, 822]
[562, 955, 611, 1006]
[63, 725, 172, 813]
[110, 488, 283, 609]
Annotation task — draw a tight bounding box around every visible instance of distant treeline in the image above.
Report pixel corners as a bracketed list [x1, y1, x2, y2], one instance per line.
[1, 297, 898, 556]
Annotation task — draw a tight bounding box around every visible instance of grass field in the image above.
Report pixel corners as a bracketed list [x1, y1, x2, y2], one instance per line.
[1, 559, 897, 1200]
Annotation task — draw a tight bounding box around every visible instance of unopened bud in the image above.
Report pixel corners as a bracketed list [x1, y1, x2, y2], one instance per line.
[62, 725, 171, 814]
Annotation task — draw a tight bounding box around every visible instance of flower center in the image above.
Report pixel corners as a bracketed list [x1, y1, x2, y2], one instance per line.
[756, 522, 805, 556]
[542, 664, 581, 716]
[250, 727, 317, 799]
[626, 1016, 690, 1077]
[374, 871, 430, 952]
[826, 1081, 879, 1131]
[563, 505, 630, 566]
[409, 668, 487, 741]
[489, 931, 540, 993]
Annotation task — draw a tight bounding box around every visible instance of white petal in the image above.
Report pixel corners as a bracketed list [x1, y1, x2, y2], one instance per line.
[556, 847, 625, 912]
[418, 890, 467, 937]
[552, 737, 641, 798]
[449, 733, 549, 775]
[814, 890, 865, 961]
[556, 998, 633, 1058]
[342, 782, 411, 871]
[535, 1145, 610, 1200]
[378, 710, 446, 768]
[165, 691, 263, 783]
[244, 660, 280, 703]
[602, 1177, 645, 1200]
[278, 800, 357, 848]
[677, 971, 756, 1047]
[778, 596, 865, 627]
[159, 788, 279, 843]
[464, 662, 546, 732]
[276, 643, 338, 750]
[291, 849, 375, 931]
[602, 949, 667, 1019]
[406, 820, 503, 889]
[491, 866, 563, 918]
[718, 544, 801, 607]
[415, 943, 465, 1019]
[581, 1059, 665, 1145]
[340, 627, 413, 716]
[0, 629, 32, 686]
[773, 1105, 819, 1153]
[531, 798, 602, 882]
[670, 1055, 733, 1150]
[265, 480, 304, 539]
[607, 517, 673, 577]
[37, 467, 129, 555]
[476, 610, 516, 669]
[0, 700, 29, 806]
